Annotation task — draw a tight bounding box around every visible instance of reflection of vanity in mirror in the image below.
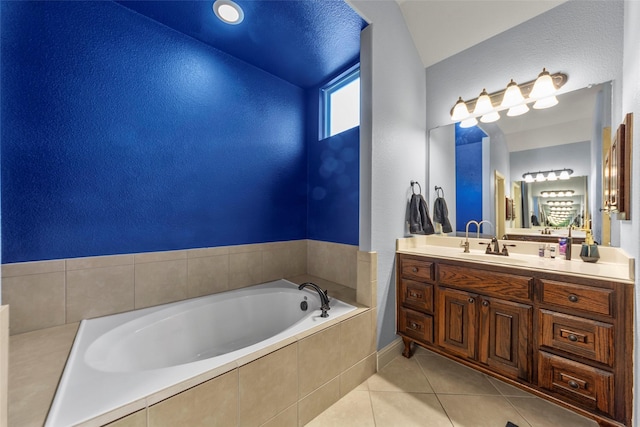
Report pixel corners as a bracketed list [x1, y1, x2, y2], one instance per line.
[428, 82, 611, 246]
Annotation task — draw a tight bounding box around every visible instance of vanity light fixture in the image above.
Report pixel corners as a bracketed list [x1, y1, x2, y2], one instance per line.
[522, 168, 573, 183]
[213, 0, 244, 24]
[449, 68, 567, 125]
[541, 190, 574, 198]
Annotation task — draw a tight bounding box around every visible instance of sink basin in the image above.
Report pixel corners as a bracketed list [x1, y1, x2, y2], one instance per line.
[459, 253, 530, 265]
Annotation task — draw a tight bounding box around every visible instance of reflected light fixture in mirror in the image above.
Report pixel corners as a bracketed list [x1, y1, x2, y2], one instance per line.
[449, 68, 567, 125]
[522, 168, 573, 183]
[541, 190, 575, 198]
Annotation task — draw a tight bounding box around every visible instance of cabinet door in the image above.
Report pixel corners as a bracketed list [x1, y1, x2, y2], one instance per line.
[479, 297, 532, 381]
[437, 287, 477, 359]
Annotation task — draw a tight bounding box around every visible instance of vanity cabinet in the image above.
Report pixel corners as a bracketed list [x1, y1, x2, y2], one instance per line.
[396, 253, 633, 427]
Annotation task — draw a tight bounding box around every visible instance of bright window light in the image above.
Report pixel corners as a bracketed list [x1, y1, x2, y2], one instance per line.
[321, 67, 360, 139]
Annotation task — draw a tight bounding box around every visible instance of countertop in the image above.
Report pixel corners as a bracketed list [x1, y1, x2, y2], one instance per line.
[397, 235, 634, 284]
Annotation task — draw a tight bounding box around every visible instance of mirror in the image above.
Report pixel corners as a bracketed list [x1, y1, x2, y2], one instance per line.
[428, 82, 611, 245]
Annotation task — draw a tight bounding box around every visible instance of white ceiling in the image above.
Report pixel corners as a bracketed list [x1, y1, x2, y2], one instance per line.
[396, 0, 566, 69]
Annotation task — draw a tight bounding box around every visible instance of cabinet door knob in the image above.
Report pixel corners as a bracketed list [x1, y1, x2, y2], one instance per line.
[412, 267, 418, 273]
[482, 300, 489, 307]
[468, 298, 475, 304]
[568, 334, 578, 342]
[568, 294, 579, 303]
[568, 380, 580, 389]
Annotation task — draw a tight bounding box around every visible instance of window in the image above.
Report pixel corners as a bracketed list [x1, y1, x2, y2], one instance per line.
[321, 66, 360, 139]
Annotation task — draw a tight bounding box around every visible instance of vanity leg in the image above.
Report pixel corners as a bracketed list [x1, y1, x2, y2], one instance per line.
[402, 337, 414, 358]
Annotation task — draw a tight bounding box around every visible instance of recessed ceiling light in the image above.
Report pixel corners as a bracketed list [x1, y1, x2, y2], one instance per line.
[213, 0, 244, 25]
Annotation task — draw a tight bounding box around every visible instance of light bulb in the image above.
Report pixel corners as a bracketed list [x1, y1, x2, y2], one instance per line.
[559, 169, 571, 180]
[480, 111, 500, 123]
[451, 97, 470, 121]
[501, 79, 525, 108]
[460, 117, 478, 128]
[473, 89, 493, 115]
[529, 68, 556, 99]
[535, 172, 545, 182]
[524, 173, 534, 183]
[546, 171, 558, 181]
[507, 104, 529, 117]
[533, 96, 558, 109]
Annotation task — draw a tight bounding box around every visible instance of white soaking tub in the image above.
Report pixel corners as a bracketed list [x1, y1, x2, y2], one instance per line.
[46, 279, 356, 426]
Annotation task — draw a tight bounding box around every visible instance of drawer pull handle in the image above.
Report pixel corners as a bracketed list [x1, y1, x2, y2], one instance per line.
[468, 298, 475, 304]
[410, 322, 421, 330]
[482, 300, 489, 307]
[568, 380, 580, 389]
[409, 291, 422, 299]
[568, 294, 579, 303]
[412, 267, 418, 273]
[568, 334, 578, 342]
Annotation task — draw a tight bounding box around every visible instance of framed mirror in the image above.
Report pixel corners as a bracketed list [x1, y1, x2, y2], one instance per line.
[428, 82, 612, 245]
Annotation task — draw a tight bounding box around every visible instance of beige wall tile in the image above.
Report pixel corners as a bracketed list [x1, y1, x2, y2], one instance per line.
[134, 250, 186, 264]
[307, 241, 357, 288]
[2, 272, 65, 335]
[105, 410, 147, 427]
[229, 251, 263, 290]
[239, 344, 298, 427]
[149, 371, 238, 427]
[66, 254, 134, 271]
[186, 246, 229, 258]
[0, 306, 8, 427]
[262, 247, 289, 282]
[187, 255, 229, 298]
[228, 243, 264, 254]
[1, 259, 65, 278]
[298, 325, 341, 397]
[297, 377, 340, 426]
[340, 310, 375, 371]
[288, 240, 308, 276]
[66, 265, 135, 323]
[260, 404, 297, 427]
[134, 259, 187, 309]
[340, 354, 377, 397]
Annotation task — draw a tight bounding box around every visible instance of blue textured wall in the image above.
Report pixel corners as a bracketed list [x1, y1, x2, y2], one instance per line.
[307, 127, 359, 245]
[305, 74, 359, 246]
[1, 1, 309, 263]
[455, 124, 486, 232]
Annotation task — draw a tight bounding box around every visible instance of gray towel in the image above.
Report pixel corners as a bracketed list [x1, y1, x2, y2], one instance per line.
[409, 194, 435, 235]
[433, 197, 453, 233]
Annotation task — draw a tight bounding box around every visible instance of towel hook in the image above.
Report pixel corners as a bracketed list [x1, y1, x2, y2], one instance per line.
[435, 186, 445, 198]
[411, 180, 422, 195]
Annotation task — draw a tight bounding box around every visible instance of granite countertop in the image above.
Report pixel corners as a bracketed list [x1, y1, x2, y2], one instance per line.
[397, 235, 635, 283]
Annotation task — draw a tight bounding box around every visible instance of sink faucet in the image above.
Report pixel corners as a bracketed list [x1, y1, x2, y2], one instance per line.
[462, 220, 480, 253]
[298, 282, 330, 317]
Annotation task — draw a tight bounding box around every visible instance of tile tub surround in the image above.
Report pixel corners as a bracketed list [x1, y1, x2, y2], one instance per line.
[8, 278, 376, 427]
[1, 240, 369, 336]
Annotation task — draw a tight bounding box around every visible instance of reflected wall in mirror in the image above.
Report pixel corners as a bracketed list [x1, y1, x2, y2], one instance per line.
[428, 82, 612, 245]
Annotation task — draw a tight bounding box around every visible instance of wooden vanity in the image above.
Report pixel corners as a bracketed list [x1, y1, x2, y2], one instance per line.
[396, 249, 633, 427]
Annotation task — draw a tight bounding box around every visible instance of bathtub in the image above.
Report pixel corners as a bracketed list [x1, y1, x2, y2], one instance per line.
[46, 279, 356, 427]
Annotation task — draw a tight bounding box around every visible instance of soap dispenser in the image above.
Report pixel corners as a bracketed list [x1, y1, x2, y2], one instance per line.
[580, 230, 599, 263]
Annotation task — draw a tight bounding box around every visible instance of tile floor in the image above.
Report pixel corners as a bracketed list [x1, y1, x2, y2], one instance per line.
[306, 346, 598, 427]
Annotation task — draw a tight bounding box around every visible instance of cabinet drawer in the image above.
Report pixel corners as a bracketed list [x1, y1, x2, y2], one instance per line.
[400, 279, 433, 313]
[400, 257, 434, 282]
[438, 264, 532, 301]
[399, 307, 433, 344]
[538, 351, 614, 417]
[539, 280, 614, 317]
[539, 310, 614, 366]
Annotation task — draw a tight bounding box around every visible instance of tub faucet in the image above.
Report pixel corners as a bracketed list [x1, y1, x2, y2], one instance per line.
[298, 282, 330, 317]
